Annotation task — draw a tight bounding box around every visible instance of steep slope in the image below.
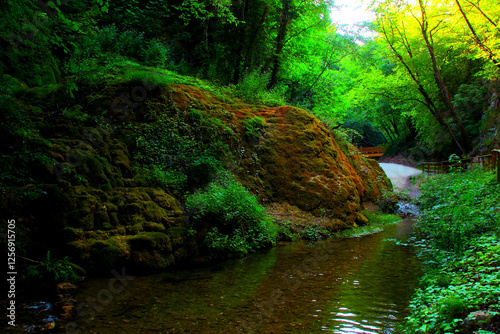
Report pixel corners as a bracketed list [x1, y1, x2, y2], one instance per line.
[0, 67, 392, 274]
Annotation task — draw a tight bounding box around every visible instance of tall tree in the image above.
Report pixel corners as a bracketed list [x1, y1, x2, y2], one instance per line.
[375, 0, 475, 155]
[416, 0, 472, 153]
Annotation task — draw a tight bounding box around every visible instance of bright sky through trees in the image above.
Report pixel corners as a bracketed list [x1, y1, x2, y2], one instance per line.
[331, 0, 377, 38]
[331, 0, 375, 25]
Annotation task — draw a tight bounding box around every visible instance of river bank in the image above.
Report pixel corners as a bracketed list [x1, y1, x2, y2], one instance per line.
[19, 217, 420, 334]
[401, 168, 500, 333]
[1, 162, 412, 333]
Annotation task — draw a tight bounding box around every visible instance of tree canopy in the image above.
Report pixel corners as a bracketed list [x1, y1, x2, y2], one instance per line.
[1, 0, 499, 159]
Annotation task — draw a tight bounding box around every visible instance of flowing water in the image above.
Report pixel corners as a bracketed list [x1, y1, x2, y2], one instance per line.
[63, 218, 421, 334]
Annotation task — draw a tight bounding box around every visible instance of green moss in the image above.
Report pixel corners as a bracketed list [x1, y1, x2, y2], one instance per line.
[130, 251, 175, 271]
[88, 237, 131, 271]
[143, 200, 168, 223]
[62, 227, 85, 241]
[143, 221, 166, 232]
[111, 194, 126, 206]
[94, 204, 112, 229]
[126, 223, 144, 235]
[145, 188, 178, 209]
[80, 155, 111, 189]
[128, 232, 172, 253]
[167, 226, 188, 248]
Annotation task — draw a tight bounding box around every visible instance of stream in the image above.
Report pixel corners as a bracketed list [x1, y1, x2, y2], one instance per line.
[62, 218, 421, 334]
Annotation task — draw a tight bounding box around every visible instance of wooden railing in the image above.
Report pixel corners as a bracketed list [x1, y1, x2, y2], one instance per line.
[421, 150, 500, 183]
[359, 146, 387, 158]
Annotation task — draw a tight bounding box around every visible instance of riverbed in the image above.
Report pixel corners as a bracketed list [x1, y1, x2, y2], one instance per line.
[61, 217, 421, 334]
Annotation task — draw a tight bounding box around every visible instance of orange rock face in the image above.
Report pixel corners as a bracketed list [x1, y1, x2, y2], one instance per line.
[1, 79, 392, 273]
[166, 85, 392, 227]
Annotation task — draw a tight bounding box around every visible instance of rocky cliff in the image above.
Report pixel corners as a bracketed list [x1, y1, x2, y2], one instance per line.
[0, 68, 392, 274]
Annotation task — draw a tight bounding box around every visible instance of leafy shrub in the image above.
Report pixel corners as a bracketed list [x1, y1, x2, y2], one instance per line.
[142, 165, 187, 189]
[205, 227, 248, 255]
[25, 251, 83, 295]
[403, 169, 500, 333]
[416, 169, 500, 253]
[0, 79, 51, 188]
[231, 70, 286, 106]
[303, 225, 328, 241]
[244, 116, 266, 138]
[26, 252, 82, 283]
[186, 172, 278, 256]
[439, 296, 467, 322]
[435, 274, 452, 288]
[134, 112, 230, 192]
[67, 25, 172, 92]
[377, 190, 399, 213]
[331, 127, 362, 144]
[74, 25, 171, 67]
[141, 40, 172, 67]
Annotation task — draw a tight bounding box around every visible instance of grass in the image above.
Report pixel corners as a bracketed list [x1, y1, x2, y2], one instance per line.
[72, 59, 287, 108]
[334, 211, 402, 238]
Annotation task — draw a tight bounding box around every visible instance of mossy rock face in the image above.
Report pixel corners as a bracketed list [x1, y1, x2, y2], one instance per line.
[1, 69, 393, 274]
[87, 237, 131, 272]
[167, 226, 187, 246]
[128, 232, 175, 271]
[131, 251, 175, 271]
[143, 221, 167, 232]
[245, 106, 367, 224]
[128, 232, 172, 253]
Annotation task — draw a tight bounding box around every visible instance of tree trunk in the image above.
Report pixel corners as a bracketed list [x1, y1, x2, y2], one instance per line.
[243, 6, 269, 76]
[380, 122, 395, 142]
[268, 0, 290, 89]
[418, 0, 472, 154]
[232, 0, 249, 84]
[380, 16, 469, 154]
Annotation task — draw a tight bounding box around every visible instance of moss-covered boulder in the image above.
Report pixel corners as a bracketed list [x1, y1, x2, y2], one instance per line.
[128, 232, 175, 271]
[0, 67, 392, 275]
[226, 105, 392, 226]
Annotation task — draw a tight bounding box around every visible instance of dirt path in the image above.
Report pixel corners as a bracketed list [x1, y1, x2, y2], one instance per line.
[379, 163, 422, 198]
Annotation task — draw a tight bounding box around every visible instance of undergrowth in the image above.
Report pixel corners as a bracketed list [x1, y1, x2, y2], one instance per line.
[185, 172, 279, 257]
[402, 168, 500, 333]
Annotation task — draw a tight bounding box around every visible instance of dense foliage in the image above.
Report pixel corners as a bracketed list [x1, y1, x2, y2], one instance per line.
[365, 0, 500, 158]
[1, 0, 499, 159]
[1, 3, 499, 331]
[186, 172, 279, 256]
[403, 169, 500, 333]
[133, 109, 230, 192]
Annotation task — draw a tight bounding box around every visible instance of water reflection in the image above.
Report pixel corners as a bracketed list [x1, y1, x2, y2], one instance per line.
[53, 218, 420, 334]
[323, 218, 420, 334]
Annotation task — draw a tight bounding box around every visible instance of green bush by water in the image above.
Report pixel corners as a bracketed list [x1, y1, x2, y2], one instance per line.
[402, 168, 500, 333]
[186, 172, 279, 257]
[416, 168, 500, 253]
[24, 251, 84, 296]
